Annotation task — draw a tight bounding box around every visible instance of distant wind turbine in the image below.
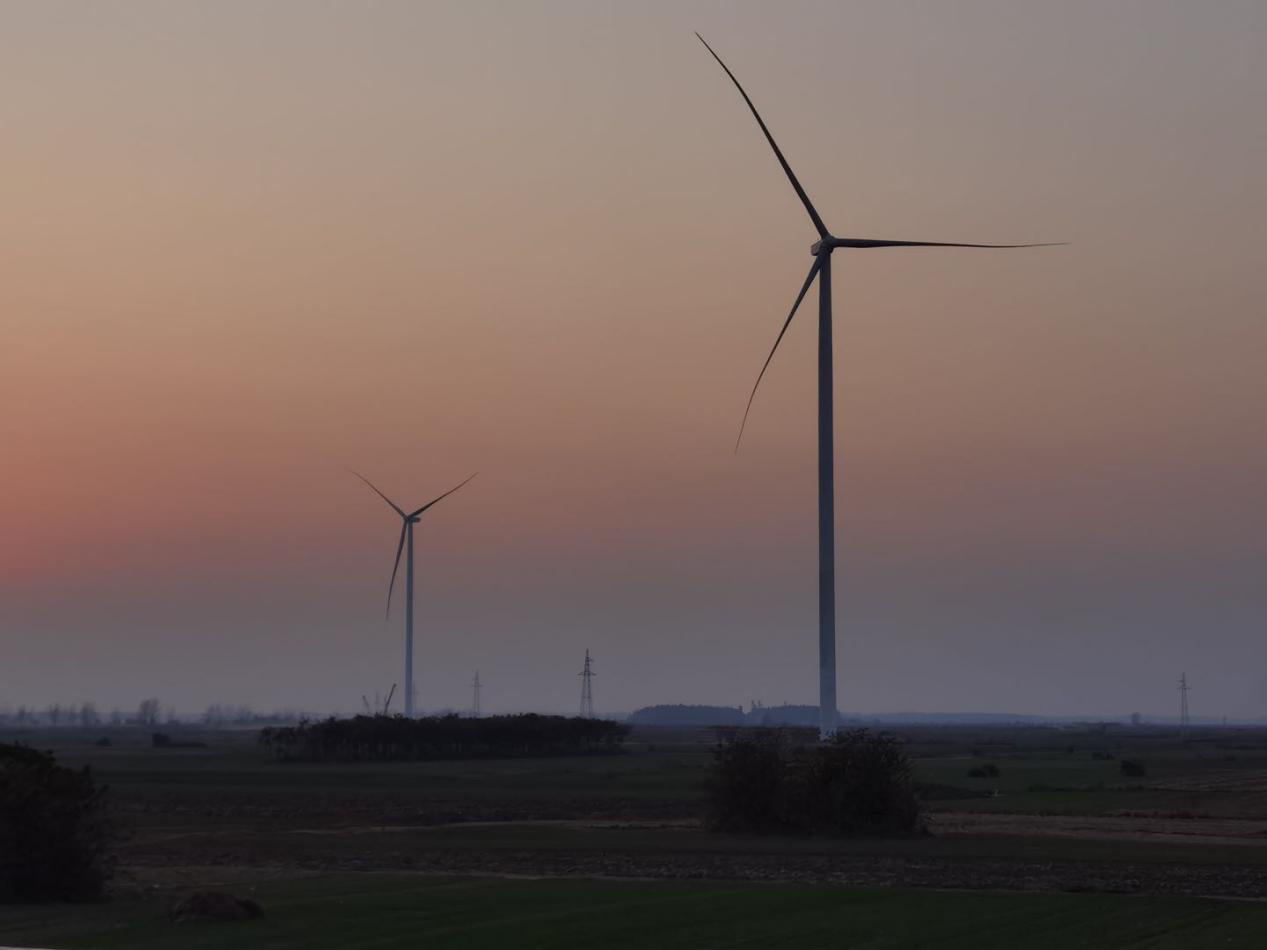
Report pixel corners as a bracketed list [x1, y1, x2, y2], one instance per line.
[697, 34, 1062, 739]
[353, 470, 476, 718]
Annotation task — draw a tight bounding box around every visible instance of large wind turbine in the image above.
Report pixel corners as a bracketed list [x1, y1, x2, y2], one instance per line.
[697, 34, 1061, 739]
[353, 471, 476, 718]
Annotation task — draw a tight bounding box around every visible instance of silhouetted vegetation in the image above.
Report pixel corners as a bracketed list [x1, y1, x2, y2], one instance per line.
[704, 728, 788, 831]
[705, 729, 923, 836]
[137, 698, 160, 728]
[0, 743, 113, 902]
[967, 763, 1001, 778]
[258, 713, 629, 762]
[1120, 759, 1147, 777]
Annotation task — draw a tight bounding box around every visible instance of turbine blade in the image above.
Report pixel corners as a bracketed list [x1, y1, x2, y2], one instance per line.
[736, 256, 823, 452]
[834, 238, 1067, 249]
[696, 33, 828, 239]
[385, 522, 407, 620]
[409, 473, 478, 518]
[350, 469, 406, 517]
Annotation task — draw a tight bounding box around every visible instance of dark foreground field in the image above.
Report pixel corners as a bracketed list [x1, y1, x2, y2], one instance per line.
[5, 874, 1267, 950]
[4, 722, 1267, 948]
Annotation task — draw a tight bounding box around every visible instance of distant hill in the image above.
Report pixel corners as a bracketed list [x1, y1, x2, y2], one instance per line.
[628, 704, 1062, 727]
[859, 712, 1051, 725]
[627, 704, 746, 726]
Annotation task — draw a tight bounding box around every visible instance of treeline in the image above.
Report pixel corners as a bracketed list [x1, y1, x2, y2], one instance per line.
[259, 713, 629, 762]
[0, 700, 304, 730]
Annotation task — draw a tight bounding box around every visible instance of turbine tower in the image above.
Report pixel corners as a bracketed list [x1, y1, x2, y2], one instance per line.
[353, 470, 476, 718]
[697, 34, 1061, 739]
[471, 670, 482, 718]
[579, 650, 595, 719]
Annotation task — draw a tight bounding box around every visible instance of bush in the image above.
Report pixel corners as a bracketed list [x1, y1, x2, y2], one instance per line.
[704, 729, 923, 836]
[0, 743, 114, 902]
[967, 763, 1000, 778]
[704, 729, 789, 832]
[1120, 759, 1146, 777]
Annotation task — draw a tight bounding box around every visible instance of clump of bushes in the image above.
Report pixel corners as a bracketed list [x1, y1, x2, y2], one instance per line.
[259, 713, 628, 762]
[1120, 759, 1147, 777]
[967, 763, 1000, 779]
[0, 743, 114, 902]
[704, 729, 923, 836]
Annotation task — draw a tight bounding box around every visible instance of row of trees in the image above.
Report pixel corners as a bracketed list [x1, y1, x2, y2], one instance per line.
[0, 702, 160, 729]
[259, 713, 629, 762]
[0, 700, 303, 729]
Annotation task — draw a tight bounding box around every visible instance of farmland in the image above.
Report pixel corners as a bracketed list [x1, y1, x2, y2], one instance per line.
[4, 722, 1267, 947]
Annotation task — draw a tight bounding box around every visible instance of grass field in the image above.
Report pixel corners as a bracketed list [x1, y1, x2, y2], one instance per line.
[4, 874, 1267, 950]
[4, 722, 1267, 947]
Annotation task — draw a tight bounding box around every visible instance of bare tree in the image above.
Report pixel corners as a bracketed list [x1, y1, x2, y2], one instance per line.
[78, 703, 100, 728]
[138, 697, 160, 727]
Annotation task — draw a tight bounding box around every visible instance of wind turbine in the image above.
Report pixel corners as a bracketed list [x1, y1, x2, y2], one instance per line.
[697, 34, 1062, 739]
[353, 471, 476, 718]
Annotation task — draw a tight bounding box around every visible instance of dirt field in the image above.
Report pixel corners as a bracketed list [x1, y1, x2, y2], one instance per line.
[6, 723, 1267, 946]
[7, 722, 1267, 900]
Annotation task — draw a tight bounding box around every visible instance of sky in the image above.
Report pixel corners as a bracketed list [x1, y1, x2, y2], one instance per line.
[3, 0, 1266, 719]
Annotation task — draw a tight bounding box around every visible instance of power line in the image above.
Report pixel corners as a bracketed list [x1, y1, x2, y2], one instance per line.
[1178, 672, 1191, 738]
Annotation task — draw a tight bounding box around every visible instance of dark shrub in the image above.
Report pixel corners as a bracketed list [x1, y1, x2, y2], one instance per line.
[967, 763, 1000, 778]
[151, 732, 171, 747]
[703, 729, 789, 832]
[788, 730, 923, 835]
[1120, 759, 1146, 777]
[704, 729, 923, 836]
[0, 743, 113, 902]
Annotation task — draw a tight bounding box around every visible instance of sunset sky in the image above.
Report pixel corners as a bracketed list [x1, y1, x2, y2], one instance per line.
[3, 0, 1265, 719]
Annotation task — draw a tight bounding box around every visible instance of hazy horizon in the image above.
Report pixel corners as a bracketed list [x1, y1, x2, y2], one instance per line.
[5, 1, 1266, 720]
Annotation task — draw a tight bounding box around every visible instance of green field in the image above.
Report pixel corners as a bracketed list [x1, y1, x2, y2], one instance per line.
[4, 723, 1267, 947]
[4, 874, 1267, 950]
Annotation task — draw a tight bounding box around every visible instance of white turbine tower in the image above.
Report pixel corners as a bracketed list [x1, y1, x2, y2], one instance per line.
[697, 34, 1061, 739]
[353, 471, 476, 718]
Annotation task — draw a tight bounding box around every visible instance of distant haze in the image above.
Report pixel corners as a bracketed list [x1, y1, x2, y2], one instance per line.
[3, 1, 1266, 719]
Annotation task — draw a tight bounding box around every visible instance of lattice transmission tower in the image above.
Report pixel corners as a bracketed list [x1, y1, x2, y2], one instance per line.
[579, 650, 595, 718]
[471, 670, 482, 718]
